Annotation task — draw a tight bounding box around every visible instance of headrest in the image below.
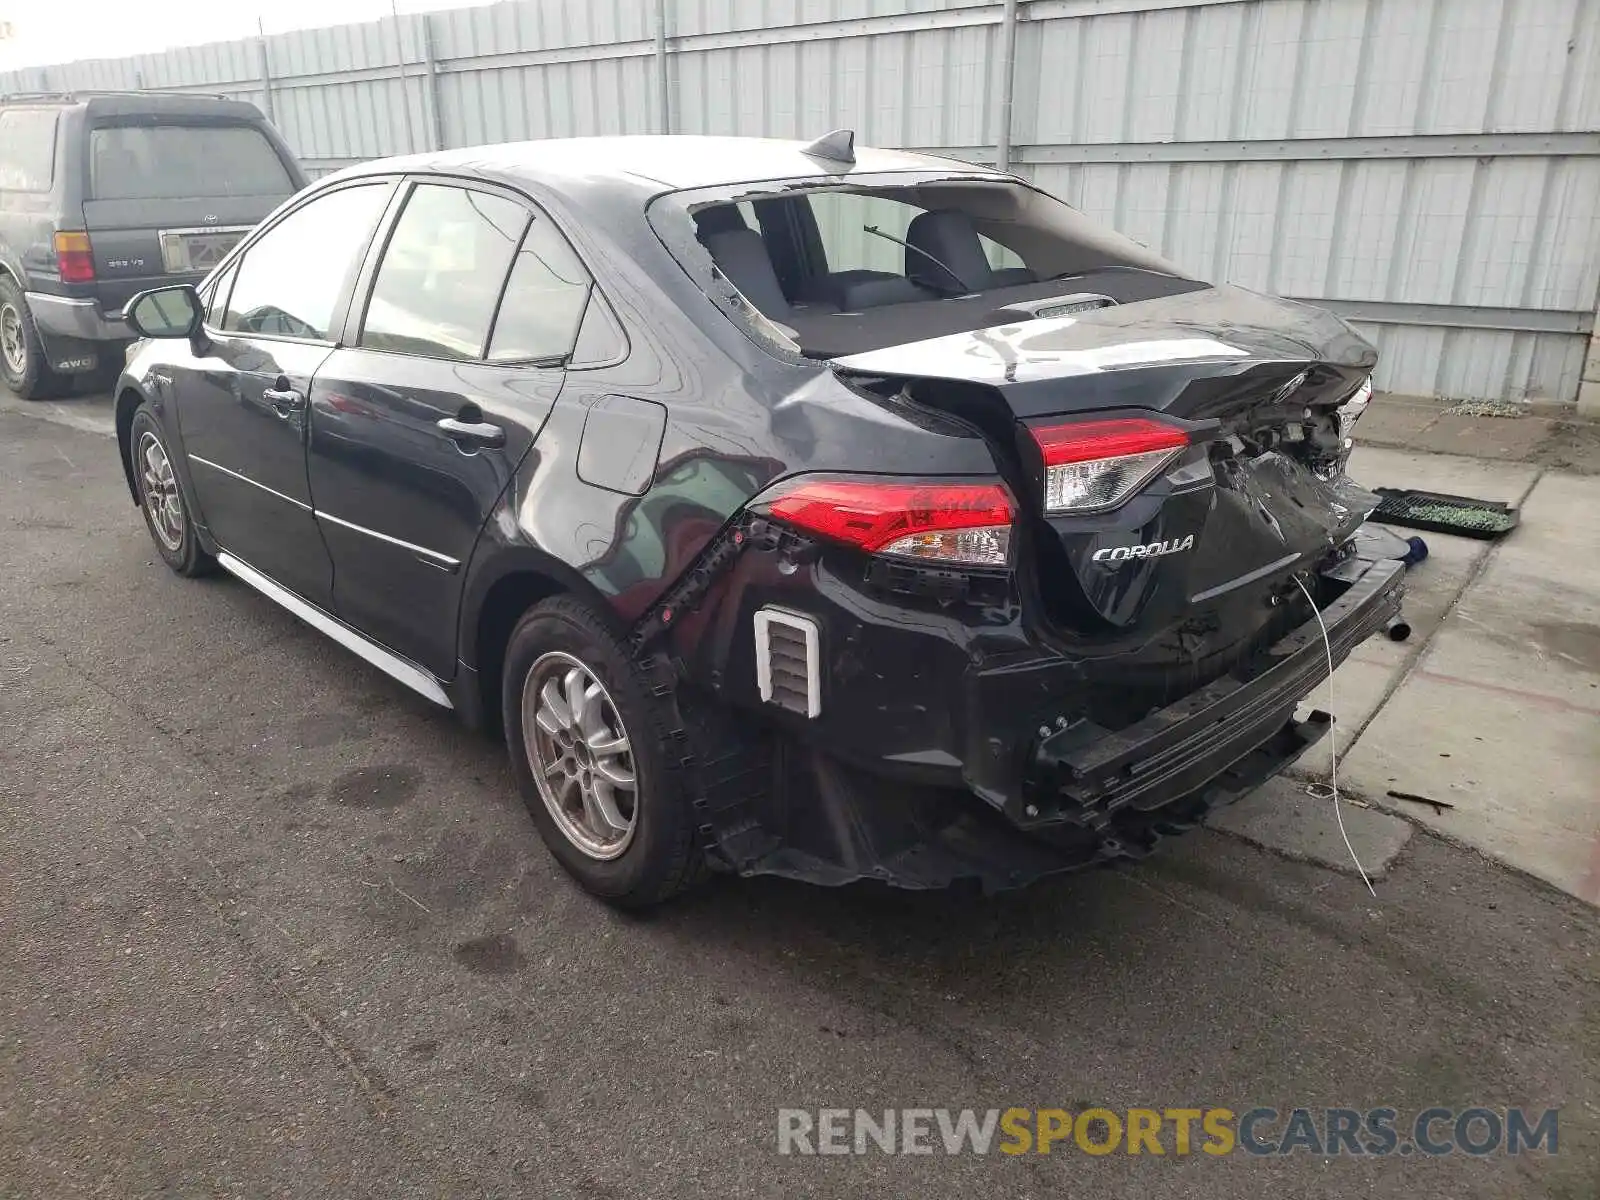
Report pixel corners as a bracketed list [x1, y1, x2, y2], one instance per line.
[693, 204, 749, 240]
[904, 209, 993, 294]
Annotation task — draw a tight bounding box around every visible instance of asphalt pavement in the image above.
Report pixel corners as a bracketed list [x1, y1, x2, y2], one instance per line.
[1, 400, 1596, 1199]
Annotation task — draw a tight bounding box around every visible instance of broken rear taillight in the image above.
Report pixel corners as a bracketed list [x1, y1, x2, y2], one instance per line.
[755, 477, 1013, 567]
[1029, 418, 1189, 514]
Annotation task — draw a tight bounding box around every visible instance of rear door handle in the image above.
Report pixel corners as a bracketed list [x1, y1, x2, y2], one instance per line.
[437, 417, 506, 449]
[263, 385, 305, 414]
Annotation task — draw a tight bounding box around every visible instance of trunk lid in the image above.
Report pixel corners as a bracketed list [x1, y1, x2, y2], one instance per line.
[80, 121, 299, 316]
[830, 284, 1375, 417]
[832, 285, 1379, 704]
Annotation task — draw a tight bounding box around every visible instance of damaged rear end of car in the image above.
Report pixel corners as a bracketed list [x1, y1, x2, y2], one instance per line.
[643, 168, 1403, 891]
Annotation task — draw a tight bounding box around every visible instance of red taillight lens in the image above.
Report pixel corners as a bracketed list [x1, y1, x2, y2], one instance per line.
[757, 478, 1014, 566]
[54, 232, 95, 283]
[1029, 417, 1190, 513]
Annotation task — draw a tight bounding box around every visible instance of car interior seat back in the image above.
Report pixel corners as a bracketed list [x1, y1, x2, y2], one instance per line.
[905, 209, 1035, 294]
[701, 227, 792, 321]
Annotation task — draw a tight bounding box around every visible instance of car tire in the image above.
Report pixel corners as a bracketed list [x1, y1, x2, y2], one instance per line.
[504, 596, 708, 908]
[129, 405, 215, 577]
[0, 278, 66, 400]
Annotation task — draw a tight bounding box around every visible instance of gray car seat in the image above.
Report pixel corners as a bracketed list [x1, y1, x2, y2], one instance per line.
[702, 227, 792, 320]
[904, 210, 1034, 293]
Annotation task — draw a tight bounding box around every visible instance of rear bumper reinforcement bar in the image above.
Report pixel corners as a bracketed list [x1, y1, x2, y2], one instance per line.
[1020, 557, 1404, 831]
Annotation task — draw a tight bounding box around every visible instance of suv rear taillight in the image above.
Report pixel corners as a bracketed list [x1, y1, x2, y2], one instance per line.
[1029, 418, 1190, 514]
[54, 232, 95, 283]
[754, 477, 1014, 567]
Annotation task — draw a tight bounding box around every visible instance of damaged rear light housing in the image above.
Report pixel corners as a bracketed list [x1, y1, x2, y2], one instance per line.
[754, 477, 1014, 567]
[1338, 375, 1374, 436]
[1029, 417, 1190, 514]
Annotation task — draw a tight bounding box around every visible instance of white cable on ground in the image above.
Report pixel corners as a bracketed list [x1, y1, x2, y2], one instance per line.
[1293, 575, 1377, 897]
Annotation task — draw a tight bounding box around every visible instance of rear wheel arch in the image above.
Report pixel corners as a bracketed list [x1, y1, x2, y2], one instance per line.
[0, 249, 26, 289]
[466, 555, 624, 738]
[0, 271, 63, 400]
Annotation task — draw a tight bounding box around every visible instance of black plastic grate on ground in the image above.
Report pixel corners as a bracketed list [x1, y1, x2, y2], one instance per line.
[1371, 488, 1519, 540]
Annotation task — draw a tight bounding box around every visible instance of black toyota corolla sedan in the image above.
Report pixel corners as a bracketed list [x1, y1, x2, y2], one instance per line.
[114, 132, 1402, 906]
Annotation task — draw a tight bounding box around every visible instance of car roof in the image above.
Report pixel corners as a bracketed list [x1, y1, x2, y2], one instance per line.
[330, 135, 1000, 197]
[0, 91, 269, 121]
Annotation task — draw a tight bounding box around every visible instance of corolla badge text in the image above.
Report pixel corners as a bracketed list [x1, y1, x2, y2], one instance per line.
[1093, 535, 1195, 564]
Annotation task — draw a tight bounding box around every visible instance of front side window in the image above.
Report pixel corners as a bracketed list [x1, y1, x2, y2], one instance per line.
[0, 109, 59, 191]
[222, 183, 391, 340]
[360, 184, 528, 361]
[89, 124, 293, 200]
[486, 213, 593, 363]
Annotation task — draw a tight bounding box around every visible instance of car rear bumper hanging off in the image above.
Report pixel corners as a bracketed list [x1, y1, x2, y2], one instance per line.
[695, 555, 1404, 892]
[1020, 556, 1404, 833]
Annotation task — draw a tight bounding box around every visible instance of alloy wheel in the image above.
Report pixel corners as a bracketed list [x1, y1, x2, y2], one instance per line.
[523, 651, 639, 860]
[137, 431, 186, 552]
[0, 303, 26, 377]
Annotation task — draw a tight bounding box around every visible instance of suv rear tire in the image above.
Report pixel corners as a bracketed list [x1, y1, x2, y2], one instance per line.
[503, 596, 708, 908]
[0, 278, 66, 400]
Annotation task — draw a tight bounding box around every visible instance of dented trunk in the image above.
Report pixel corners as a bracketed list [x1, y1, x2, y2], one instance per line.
[833, 284, 1380, 701]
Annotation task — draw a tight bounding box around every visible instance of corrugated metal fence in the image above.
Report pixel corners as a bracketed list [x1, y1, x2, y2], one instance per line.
[6, 0, 1599, 405]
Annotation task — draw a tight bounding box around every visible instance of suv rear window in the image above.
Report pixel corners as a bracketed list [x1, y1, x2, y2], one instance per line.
[89, 124, 292, 200]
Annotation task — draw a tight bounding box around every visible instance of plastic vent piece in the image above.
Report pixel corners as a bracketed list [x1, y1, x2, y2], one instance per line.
[753, 607, 821, 718]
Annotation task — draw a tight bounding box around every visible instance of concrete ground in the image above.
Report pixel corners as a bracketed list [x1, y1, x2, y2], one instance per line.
[1209, 400, 1600, 908]
[1, 389, 1597, 1199]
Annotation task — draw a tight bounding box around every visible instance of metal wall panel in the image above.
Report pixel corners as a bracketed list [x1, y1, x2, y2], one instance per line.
[671, 0, 991, 39]
[675, 25, 994, 144]
[4, 0, 1596, 403]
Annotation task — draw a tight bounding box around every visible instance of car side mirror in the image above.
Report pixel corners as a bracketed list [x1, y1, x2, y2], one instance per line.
[126, 285, 204, 340]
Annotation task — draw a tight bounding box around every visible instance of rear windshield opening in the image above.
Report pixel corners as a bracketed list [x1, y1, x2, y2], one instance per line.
[652, 176, 1207, 359]
[89, 123, 293, 200]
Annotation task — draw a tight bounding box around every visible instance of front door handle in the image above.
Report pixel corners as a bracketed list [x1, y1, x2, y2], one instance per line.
[263, 385, 305, 415]
[437, 417, 506, 449]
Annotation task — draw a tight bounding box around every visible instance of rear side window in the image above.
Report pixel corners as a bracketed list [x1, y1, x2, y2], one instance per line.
[0, 109, 59, 191]
[89, 124, 293, 200]
[486, 215, 593, 363]
[360, 184, 527, 361]
[222, 183, 390, 340]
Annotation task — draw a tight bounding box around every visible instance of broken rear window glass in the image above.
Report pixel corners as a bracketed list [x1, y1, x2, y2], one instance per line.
[650, 173, 1204, 360]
